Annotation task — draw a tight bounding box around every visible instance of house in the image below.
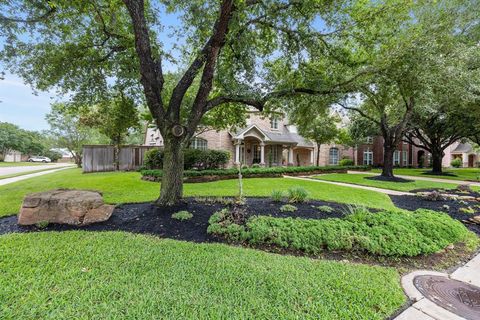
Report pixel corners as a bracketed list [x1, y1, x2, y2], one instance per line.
[145, 110, 317, 167]
[144, 109, 436, 168]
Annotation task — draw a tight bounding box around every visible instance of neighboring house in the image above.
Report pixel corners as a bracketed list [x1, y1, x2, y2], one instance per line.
[443, 142, 479, 168]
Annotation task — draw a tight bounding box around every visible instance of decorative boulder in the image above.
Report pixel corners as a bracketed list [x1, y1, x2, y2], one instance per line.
[18, 189, 114, 226]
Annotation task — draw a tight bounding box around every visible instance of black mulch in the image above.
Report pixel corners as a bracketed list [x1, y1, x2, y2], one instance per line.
[365, 175, 413, 183]
[0, 198, 352, 242]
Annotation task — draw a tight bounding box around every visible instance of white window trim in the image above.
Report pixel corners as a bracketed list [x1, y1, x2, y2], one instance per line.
[329, 148, 339, 165]
[363, 148, 373, 165]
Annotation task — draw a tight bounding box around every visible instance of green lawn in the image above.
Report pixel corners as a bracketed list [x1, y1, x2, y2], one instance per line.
[0, 231, 406, 319]
[315, 173, 466, 192]
[372, 168, 480, 182]
[0, 162, 54, 167]
[0, 169, 395, 217]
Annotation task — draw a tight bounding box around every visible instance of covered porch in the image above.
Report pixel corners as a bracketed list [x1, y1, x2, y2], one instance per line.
[231, 125, 314, 167]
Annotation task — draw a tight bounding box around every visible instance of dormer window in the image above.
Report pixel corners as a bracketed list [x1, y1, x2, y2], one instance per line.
[270, 116, 279, 130]
[365, 136, 373, 144]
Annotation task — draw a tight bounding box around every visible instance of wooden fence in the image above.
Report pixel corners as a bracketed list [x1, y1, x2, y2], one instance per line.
[82, 145, 158, 173]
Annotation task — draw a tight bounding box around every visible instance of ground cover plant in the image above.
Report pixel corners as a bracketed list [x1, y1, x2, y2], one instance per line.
[371, 168, 480, 182]
[0, 169, 395, 217]
[280, 204, 298, 212]
[171, 210, 193, 221]
[314, 173, 471, 192]
[209, 208, 478, 257]
[0, 231, 406, 319]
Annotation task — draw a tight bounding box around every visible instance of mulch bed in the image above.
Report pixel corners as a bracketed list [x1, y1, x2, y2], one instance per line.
[0, 198, 351, 242]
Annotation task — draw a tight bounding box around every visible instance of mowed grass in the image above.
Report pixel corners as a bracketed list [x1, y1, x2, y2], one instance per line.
[0, 169, 395, 217]
[372, 168, 480, 182]
[315, 173, 466, 192]
[0, 162, 54, 167]
[0, 231, 406, 319]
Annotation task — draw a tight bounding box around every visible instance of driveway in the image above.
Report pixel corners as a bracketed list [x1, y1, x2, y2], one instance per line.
[0, 163, 73, 177]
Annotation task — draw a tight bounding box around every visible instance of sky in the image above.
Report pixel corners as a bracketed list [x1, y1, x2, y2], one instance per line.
[0, 71, 57, 131]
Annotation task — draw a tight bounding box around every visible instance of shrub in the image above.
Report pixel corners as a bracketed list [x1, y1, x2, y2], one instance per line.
[251, 163, 261, 168]
[184, 149, 230, 170]
[207, 208, 248, 241]
[171, 211, 193, 221]
[451, 158, 462, 168]
[270, 190, 284, 202]
[287, 187, 309, 203]
[144, 148, 164, 169]
[339, 158, 354, 166]
[317, 205, 334, 213]
[280, 204, 298, 212]
[210, 209, 478, 257]
[183, 148, 204, 170]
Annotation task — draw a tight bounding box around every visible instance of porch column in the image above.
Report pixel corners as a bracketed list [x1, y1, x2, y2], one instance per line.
[310, 149, 314, 165]
[462, 152, 468, 167]
[234, 140, 241, 165]
[288, 146, 294, 166]
[260, 142, 265, 166]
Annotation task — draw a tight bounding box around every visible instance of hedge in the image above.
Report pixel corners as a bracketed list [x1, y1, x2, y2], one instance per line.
[141, 165, 371, 182]
[143, 148, 230, 170]
[208, 208, 478, 257]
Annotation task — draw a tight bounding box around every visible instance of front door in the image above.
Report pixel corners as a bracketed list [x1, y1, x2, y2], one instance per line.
[468, 154, 475, 167]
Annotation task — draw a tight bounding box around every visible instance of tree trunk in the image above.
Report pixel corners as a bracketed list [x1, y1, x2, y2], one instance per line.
[156, 137, 184, 206]
[382, 145, 395, 178]
[316, 143, 320, 166]
[431, 149, 444, 174]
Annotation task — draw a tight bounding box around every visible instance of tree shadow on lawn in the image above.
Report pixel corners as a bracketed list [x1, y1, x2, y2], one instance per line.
[365, 175, 413, 183]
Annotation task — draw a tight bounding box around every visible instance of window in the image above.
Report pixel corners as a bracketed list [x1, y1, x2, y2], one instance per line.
[329, 148, 339, 165]
[402, 150, 408, 167]
[393, 150, 400, 166]
[363, 148, 373, 165]
[270, 116, 279, 130]
[269, 145, 279, 165]
[365, 136, 373, 144]
[190, 137, 208, 150]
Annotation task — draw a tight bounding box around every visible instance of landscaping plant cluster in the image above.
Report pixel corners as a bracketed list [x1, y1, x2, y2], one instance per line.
[208, 206, 478, 257]
[144, 148, 230, 170]
[141, 165, 370, 182]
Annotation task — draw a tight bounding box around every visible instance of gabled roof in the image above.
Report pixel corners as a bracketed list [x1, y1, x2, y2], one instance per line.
[452, 143, 473, 154]
[232, 125, 314, 147]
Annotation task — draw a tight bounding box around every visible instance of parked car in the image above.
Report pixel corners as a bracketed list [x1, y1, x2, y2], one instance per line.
[27, 156, 52, 163]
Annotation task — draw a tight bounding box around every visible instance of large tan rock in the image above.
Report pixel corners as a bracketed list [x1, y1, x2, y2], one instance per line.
[18, 189, 114, 226]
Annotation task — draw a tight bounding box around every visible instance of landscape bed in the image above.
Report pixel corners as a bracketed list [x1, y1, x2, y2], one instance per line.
[1, 196, 477, 265]
[141, 165, 371, 183]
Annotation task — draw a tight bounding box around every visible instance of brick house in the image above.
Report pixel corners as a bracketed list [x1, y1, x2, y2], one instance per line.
[144, 109, 430, 168]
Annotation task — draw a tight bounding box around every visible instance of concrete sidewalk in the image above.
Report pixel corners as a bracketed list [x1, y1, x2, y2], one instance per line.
[396, 253, 480, 320]
[348, 170, 480, 187]
[284, 175, 413, 196]
[0, 163, 73, 177]
[0, 165, 74, 186]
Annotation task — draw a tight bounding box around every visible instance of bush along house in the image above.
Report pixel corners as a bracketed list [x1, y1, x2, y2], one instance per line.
[144, 109, 432, 168]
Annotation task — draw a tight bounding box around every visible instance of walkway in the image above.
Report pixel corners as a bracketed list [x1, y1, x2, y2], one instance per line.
[0, 163, 73, 177]
[283, 175, 413, 196]
[0, 165, 75, 186]
[396, 252, 480, 320]
[348, 171, 480, 187]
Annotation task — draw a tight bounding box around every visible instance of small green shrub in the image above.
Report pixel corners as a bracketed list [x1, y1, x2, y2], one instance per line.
[207, 208, 248, 241]
[317, 205, 334, 213]
[339, 158, 354, 166]
[451, 158, 462, 168]
[287, 187, 309, 203]
[251, 163, 261, 168]
[144, 148, 164, 169]
[459, 207, 475, 214]
[270, 190, 284, 202]
[171, 211, 193, 221]
[280, 204, 298, 212]
[35, 221, 49, 229]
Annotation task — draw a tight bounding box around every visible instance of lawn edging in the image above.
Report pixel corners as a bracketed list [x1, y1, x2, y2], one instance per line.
[141, 165, 371, 183]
